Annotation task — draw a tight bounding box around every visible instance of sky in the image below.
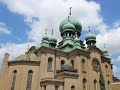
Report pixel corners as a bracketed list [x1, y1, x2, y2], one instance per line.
[0, 0, 120, 78]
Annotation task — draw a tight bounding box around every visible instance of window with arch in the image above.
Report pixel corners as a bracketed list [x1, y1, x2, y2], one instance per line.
[61, 60, 65, 69]
[82, 59, 85, 71]
[71, 85, 75, 90]
[44, 85, 46, 90]
[48, 57, 53, 70]
[55, 85, 59, 90]
[26, 70, 33, 90]
[71, 60, 74, 68]
[94, 80, 97, 90]
[105, 65, 108, 75]
[11, 70, 17, 90]
[83, 79, 87, 90]
[107, 81, 110, 90]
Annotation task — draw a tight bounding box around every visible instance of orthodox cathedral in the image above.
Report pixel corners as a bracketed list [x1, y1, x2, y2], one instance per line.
[0, 8, 120, 90]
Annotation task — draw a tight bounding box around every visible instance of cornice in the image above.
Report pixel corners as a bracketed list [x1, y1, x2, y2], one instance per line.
[35, 46, 90, 59]
[8, 60, 40, 66]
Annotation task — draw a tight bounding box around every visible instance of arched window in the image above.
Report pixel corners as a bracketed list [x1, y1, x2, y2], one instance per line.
[48, 57, 53, 70]
[44, 85, 46, 90]
[55, 85, 59, 90]
[71, 60, 74, 68]
[105, 65, 108, 75]
[83, 79, 87, 90]
[71, 85, 75, 90]
[11, 70, 17, 90]
[26, 70, 33, 90]
[82, 59, 85, 71]
[61, 60, 65, 69]
[107, 81, 110, 90]
[94, 80, 97, 90]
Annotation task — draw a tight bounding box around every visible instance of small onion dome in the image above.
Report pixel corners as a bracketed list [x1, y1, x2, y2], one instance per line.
[42, 34, 48, 40]
[102, 47, 110, 58]
[49, 36, 57, 43]
[61, 64, 74, 72]
[59, 16, 82, 33]
[62, 22, 75, 31]
[102, 48, 108, 54]
[85, 32, 96, 41]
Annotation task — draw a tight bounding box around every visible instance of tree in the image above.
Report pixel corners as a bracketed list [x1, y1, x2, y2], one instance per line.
[99, 70, 106, 90]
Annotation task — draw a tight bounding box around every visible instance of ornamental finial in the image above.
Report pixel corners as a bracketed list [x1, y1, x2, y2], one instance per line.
[68, 16, 70, 22]
[69, 7, 72, 15]
[88, 26, 91, 32]
[52, 29, 53, 35]
[104, 44, 106, 48]
[45, 29, 47, 34]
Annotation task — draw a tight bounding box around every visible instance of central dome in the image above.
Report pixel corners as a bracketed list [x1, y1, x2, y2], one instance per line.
[62, 22, 75, 31]
[59, 16, 82, 33]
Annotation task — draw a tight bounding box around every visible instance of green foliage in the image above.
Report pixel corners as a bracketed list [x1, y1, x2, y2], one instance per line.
[99, 70, 106, 90]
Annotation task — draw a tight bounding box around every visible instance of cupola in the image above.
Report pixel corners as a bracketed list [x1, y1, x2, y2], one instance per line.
[102, 44, 110, 58]
[41, 29, 49, 47]
[85, 27, 96, 47]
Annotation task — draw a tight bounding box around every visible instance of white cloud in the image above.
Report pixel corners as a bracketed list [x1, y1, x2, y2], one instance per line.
[1, 0, 106, 42]
[0, 42, 38, 61]
[113, 66, 120, 79]
[112, 56, 120, 62]
[0, 22, 11, 34]
[0, 0, 120, 78]
[113, 20, 120, 28]
[96, 26, 120, 54]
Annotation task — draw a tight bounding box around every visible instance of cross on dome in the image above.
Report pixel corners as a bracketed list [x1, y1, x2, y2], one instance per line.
[45, 29, 47, 34]
[69, 7, 72, 15]
[88, 26, 91, 32]
[52, 29, 53, 35]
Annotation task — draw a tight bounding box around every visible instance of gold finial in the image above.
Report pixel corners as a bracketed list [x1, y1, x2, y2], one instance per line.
[52, 29, 53, 35]
[69, 7, 72, 15]
[88, 26, 90, 32]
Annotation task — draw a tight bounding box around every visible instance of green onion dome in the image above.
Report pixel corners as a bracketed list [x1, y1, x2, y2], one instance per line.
[62, 22, 75, 31]
[85, 32, 96, 41]
[102, 48, 108, 54]
[59, 16, 82, 33]
[42, 35, 48, 40]
[102, 46, 110, 58]
[49, 35, 57, 43]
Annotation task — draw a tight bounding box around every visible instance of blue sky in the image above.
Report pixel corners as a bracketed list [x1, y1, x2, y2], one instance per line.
[0, 0, 120, 78]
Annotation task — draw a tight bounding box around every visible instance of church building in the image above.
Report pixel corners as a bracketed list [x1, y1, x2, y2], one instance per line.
[0, 8, 119, 90]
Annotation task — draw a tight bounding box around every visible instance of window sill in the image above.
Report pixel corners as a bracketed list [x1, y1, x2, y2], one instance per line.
[82, 70, 87, 73]
[47, 69, 53, 72]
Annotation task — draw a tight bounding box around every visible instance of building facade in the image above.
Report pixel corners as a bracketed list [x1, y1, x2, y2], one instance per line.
[0, 11, 117, 90]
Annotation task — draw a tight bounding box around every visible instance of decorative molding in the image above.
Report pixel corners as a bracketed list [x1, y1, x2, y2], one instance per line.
[8, 60, 40, 66]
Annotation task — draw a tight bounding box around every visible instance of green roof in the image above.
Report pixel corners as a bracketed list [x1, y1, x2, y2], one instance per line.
[59, 16, 82, 33]
[62, 22, 75, 31]
[85, 32, 96, 41]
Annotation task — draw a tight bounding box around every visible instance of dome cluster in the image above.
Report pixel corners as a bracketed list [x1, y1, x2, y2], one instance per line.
[41, 30, 57, 48]
[40, 10, 110, 59]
